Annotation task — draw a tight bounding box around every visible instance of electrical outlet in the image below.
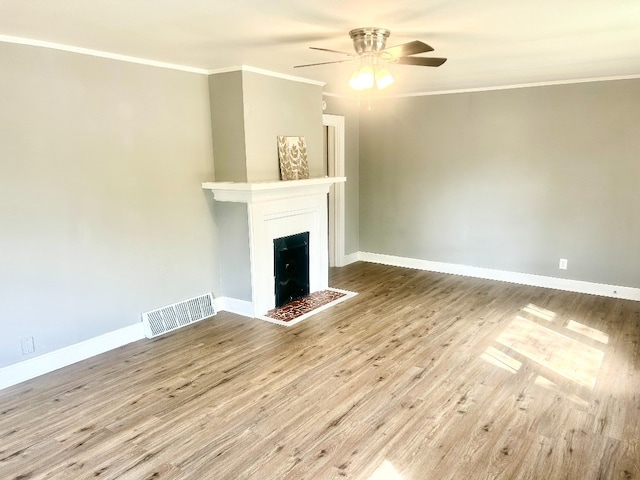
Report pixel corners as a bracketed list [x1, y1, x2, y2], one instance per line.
[559, 258, 568, 270]
[21, 336, 35, 355]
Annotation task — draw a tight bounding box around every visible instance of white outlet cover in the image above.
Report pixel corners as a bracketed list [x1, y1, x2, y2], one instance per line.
[21, 337, 35, 354]
[559, 259, 568, 270]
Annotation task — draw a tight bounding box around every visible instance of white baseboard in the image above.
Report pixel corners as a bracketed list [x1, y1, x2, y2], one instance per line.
[7, 255, 634, 392]
[0, 296, 257, 391]
[0, 323, 145, 391]
[359, 252, 640, 302]
[342, 252, 362, 266]
[214, 296, 255, 318]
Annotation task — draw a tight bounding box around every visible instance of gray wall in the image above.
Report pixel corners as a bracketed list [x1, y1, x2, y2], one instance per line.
[242, 71, 324, 182]
[0, 42, 219, 368]
[208, 70, 324, 183]
[323, 95, 360, 256]
[207, 70, 325, 302]
[215, 203, 252, 301]
[359, 79, 640, 288]
[209, 71, 248, 182]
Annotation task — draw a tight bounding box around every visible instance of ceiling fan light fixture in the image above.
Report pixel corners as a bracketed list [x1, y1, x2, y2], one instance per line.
[349, 64, 375, 90]
[375, 66, 394, 90]
[295, 27, 445, 92]
[349, 63, 394, 91]
[348, 70, 362, 90]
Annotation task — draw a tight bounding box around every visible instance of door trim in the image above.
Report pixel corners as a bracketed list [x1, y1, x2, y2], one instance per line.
[323, 114, 346, 267]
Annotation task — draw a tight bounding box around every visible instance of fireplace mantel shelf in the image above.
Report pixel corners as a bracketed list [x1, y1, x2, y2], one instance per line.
[202, 177, 346, 204]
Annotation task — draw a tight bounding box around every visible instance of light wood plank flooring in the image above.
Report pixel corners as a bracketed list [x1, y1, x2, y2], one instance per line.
[1, 262, 639, 479]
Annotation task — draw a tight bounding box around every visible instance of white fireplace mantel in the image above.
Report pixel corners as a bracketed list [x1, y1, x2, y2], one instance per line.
[202, 177, 346, 318]
[202, 177, 346, 204]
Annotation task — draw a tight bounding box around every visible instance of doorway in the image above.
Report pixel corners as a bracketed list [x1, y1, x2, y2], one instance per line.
[323, 114, 346, 267]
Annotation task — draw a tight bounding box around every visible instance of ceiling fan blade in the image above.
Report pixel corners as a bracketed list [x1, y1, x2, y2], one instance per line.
[395, 56, 447, 67]
[294, 59, 353, 68]
[309, 46, 356, 57]
[382, 40, 434, 58]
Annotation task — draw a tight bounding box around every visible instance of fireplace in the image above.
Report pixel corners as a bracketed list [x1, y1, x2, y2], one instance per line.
[202, 177, 346, 318]
[274, 232, 310, 307]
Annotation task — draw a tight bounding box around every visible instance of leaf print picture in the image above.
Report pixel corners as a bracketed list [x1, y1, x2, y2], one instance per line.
[277, 136, 310, 180]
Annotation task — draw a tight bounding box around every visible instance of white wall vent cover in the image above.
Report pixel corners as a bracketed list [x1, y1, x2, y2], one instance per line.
[142, 293, 216, 338]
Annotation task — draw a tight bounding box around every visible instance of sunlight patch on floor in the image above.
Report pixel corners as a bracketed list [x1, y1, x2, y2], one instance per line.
[368, 460, 404, 480]
[534, 375, 557, 389]
[566, 319, 609, 344]
[497, 315, 604, 389]
[523, 303, 556, 321]
[534, 375, 591, 408]
[481, 346, 522, 374]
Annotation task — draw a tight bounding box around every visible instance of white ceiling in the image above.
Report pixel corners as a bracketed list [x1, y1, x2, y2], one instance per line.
[1, 0, 639, 95]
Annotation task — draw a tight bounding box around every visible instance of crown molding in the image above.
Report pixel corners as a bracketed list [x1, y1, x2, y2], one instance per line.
[207, 65, 325, 86]
[375, 73, 640, 99]
[322, 92, 350, 98]
[5, 35, 635, 98]
[0, 35, 208, 74]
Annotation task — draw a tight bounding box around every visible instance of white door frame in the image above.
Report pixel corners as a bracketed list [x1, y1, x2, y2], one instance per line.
[323, 114, 346, 267]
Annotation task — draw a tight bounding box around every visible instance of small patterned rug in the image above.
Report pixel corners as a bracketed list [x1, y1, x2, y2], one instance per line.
[262, 289, 354, 325]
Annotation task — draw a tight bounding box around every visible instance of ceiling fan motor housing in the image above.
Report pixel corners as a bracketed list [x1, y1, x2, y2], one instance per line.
[349, 27, 390, 55]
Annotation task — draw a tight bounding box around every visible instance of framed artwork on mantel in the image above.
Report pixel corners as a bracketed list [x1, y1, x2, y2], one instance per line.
[277, 136, 309, 180]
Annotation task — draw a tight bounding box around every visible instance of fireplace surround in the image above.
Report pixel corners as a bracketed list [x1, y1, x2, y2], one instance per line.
[203, 177, 346, 318]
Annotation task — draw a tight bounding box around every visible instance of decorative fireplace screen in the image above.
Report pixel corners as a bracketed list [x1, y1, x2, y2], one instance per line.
[273, 232, 310, 308]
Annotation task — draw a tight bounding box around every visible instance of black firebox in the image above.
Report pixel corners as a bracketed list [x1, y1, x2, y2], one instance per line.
[273, 232, 310, 308]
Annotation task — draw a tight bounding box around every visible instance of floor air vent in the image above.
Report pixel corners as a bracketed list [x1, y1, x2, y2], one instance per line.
[142, 293, 216, 338]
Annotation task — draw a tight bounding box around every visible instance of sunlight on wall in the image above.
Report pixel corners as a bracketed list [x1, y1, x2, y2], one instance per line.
[496, 315, 604, 389]
[368, 460, 404, 480]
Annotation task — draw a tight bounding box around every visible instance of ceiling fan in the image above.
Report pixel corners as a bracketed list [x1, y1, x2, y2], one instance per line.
[294, 27, 447, 90]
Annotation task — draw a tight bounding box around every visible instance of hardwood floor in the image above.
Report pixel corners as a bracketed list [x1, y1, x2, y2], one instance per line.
[1, 262, 639, 479]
